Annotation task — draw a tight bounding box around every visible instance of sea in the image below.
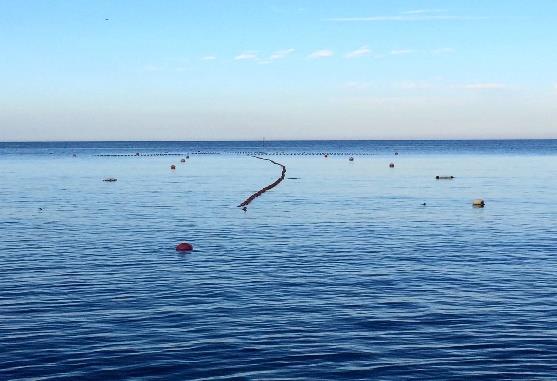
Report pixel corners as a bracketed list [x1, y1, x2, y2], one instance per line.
[1, 140, 556, 380]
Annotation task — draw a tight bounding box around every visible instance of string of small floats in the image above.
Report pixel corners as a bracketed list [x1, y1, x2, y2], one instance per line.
[95, 151, 375, 157]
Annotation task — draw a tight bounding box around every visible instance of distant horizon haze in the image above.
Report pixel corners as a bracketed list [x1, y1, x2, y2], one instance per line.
[2, 137, 557, 144]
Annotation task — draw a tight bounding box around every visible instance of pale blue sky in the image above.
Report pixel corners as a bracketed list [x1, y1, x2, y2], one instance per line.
[1, 0, 556, 140]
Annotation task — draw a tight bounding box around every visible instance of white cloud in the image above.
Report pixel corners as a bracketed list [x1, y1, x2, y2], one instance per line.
[234, 52, 258, 60]
[269, 48, 295, 60]
[324, 12, 486, 22]
[344, 81, 372, 90]
[463, 83, 507, 90]
[431, 48, 455, 55]
[390, 49, 414, 55]
[395, 80, 433, 90]
[308, 49, 334, 59]
[345, 46, 371, 59]
[201, 55, 217, 61]
[142, 64, 164, 72]
[402, 9, 447, 15]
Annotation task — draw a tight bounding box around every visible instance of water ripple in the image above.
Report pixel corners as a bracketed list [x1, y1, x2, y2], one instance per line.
[1, 143, 557, 379]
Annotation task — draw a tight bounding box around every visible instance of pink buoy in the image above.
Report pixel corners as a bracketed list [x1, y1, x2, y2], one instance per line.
[176, 242, 193, 252]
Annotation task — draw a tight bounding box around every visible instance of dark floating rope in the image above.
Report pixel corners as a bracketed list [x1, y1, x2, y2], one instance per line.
[238, 156, 286, 208]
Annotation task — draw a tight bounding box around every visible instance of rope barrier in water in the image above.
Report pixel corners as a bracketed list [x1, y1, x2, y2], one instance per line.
[237, 156, 286, 208]
[95, 151, 376, 157]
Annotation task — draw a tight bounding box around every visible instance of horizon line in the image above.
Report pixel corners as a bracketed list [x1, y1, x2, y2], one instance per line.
[1, 138, 557, 144]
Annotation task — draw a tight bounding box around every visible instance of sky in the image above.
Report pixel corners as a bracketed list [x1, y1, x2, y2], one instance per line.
[1, 0, 556, 141]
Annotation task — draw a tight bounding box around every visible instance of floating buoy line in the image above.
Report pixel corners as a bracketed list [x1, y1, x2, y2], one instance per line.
[95, 151, 375, 157]
[92, 150, 489, 251]
[237, 156, 286, 209]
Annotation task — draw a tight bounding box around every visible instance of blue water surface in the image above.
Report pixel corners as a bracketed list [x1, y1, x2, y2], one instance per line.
[1, 140, 557, 380]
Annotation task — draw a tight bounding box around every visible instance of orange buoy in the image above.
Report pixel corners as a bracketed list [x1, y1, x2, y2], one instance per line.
[170, 164, 176, 170]
[176, 242, 193, 251]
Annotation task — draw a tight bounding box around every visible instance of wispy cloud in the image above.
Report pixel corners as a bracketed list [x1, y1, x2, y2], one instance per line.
[201, 55, 217, 61]
[324, 10, 485, 22]
[395, 80, 433, 90]
[402, 9, 447, 15]
[390, 49, 415, 55]
[234, 51, 258, 60]
[345, 46, 371, 59]
[308, 49, 334, 59]
[141, 64, 164, 72]
[463, 83, 507, 90]
[269, 48, 295, 60]
[431, 48, 455, 55]
[235, 49, 295, 63]
[344, 81, 372, 90]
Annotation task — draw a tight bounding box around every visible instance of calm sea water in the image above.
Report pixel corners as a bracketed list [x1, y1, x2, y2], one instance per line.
[1, 140, 557, 380]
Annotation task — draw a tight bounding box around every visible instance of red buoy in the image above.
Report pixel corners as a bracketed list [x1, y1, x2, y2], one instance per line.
[176, 242, 193, 252]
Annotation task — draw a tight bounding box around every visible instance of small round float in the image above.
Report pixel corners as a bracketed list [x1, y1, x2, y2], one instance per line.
[472, 199, 485, 208]
[176, 242, 193, 252]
